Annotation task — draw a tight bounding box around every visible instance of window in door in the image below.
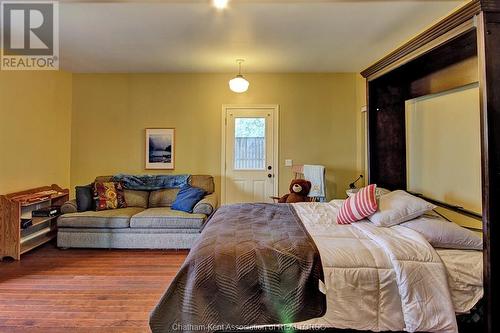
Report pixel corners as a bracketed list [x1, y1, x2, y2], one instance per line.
[234, 118, 266, 170]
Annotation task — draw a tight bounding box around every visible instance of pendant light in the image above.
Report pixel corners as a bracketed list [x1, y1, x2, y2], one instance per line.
[212, 0, 229, 10]
[229, 59, 250, 93]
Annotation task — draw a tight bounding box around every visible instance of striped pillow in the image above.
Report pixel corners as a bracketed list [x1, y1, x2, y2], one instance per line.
[337, 184, 378, 224]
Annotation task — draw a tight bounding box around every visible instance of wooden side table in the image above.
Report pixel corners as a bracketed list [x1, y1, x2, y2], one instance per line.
[0, 184, 69, 260]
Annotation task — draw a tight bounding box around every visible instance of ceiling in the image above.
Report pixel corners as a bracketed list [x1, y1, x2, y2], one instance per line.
[58, 0, 468, 73]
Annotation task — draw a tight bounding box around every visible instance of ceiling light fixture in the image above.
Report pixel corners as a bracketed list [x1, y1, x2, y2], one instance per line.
[229, 59, 250, 93]
[213, 0, 229, 10]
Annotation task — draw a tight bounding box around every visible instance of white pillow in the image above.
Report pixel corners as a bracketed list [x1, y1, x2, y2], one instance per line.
[376, 187, 391, 198]
[347, 186, 390, 198]
[400, 214, 482, 250]
[367, 190, 436, 227]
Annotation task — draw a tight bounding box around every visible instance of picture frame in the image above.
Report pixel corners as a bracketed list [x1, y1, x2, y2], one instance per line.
[145, 128, 175, 170]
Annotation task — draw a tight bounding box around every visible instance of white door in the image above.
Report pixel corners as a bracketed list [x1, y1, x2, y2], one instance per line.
[222, 106, 278, 204]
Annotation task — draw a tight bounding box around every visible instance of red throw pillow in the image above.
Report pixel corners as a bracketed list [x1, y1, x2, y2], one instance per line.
[337, 184, 378, 224]
[94, 182, 127, 211]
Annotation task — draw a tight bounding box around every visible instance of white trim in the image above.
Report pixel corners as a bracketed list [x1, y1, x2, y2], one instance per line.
[221, 104, 280, 205]
[220, 106, 227, 204]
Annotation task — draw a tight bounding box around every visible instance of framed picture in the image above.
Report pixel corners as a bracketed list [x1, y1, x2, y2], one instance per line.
[145, 128, 175, 169]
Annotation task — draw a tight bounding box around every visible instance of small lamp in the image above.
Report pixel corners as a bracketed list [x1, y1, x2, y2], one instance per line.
[349, 175, 364, 189]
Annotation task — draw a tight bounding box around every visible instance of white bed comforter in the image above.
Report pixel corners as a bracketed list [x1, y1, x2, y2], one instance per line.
[291, 201, 482, 333]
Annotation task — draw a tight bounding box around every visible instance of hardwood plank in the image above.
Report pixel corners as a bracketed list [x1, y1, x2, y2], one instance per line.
[0, 298, 158, 306]
[0, 312, 150, 320]
[0, 305, 154, 313]
[0, 293, 158, 301]
[0, 318, 148, 328]
[0, 328, 148, 333]
[0, 243, 188, 332]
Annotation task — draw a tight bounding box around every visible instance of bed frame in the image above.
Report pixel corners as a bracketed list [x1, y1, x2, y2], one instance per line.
[360, 1, 499, 332]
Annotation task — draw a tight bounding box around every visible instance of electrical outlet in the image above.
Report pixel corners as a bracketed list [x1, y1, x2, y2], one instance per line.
[285, 159, 293, 167]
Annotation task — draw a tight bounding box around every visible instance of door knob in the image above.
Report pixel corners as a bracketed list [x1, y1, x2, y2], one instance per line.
[267, 166, 272, 170]
[267, 174, 273, 178]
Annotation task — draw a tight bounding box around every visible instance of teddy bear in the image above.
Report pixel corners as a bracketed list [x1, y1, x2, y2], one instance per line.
[278, 179, 312, 203]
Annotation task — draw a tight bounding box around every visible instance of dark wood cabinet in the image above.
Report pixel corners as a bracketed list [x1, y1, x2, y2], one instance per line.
[361, 1, 500, 332]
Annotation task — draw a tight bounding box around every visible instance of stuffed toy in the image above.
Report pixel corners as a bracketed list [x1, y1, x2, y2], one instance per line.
[278, 179, 312, 203]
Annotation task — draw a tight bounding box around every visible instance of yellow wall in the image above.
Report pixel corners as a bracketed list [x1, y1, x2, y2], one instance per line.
[0, 71, 72, 194]
[71, 73, 360, 199]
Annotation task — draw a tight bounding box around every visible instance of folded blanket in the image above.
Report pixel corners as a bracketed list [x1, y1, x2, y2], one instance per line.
[303, 165, 325, 199]
[112, 174, 189, 190]
[150, 203, 326, 333]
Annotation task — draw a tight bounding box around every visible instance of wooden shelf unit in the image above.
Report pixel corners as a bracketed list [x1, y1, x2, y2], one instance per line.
[0, 184, 69, 260]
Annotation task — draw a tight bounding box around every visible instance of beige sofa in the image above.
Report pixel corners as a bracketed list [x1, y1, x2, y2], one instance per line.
[57, 175, 217, 249]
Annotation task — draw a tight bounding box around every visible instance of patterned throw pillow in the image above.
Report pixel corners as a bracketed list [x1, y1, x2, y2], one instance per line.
[94, 182, 127, 211]
[337, 184, 378, 224]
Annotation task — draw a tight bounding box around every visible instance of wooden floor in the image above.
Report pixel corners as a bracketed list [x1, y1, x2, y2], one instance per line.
[0, 242, 188, 333]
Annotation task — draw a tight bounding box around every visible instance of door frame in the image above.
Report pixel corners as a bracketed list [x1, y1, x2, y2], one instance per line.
[221, 104, 280, 205]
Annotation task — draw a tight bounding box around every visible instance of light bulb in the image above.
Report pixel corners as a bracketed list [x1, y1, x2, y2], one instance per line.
[213, 0, 229, 10]
[229, 75, 250, 93]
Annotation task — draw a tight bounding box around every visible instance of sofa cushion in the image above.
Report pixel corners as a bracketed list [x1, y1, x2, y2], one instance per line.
[130, 208, 206, 229]
[58, 207, 144, 229]
[189, 175, 214, 194]
[124, 189, 149, 208]
[148, 188, 180, 208]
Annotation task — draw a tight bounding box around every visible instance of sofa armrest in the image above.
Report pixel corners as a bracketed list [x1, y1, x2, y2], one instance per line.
[60, 199, 78, 214]
[193, 193, 218, 215]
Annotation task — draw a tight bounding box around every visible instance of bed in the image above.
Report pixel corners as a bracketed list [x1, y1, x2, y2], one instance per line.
[292, 201, 483, 332]
[149, 201, 483, 333]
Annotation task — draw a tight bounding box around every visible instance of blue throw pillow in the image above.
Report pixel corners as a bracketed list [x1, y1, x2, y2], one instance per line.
[171, 186, 206, 213]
